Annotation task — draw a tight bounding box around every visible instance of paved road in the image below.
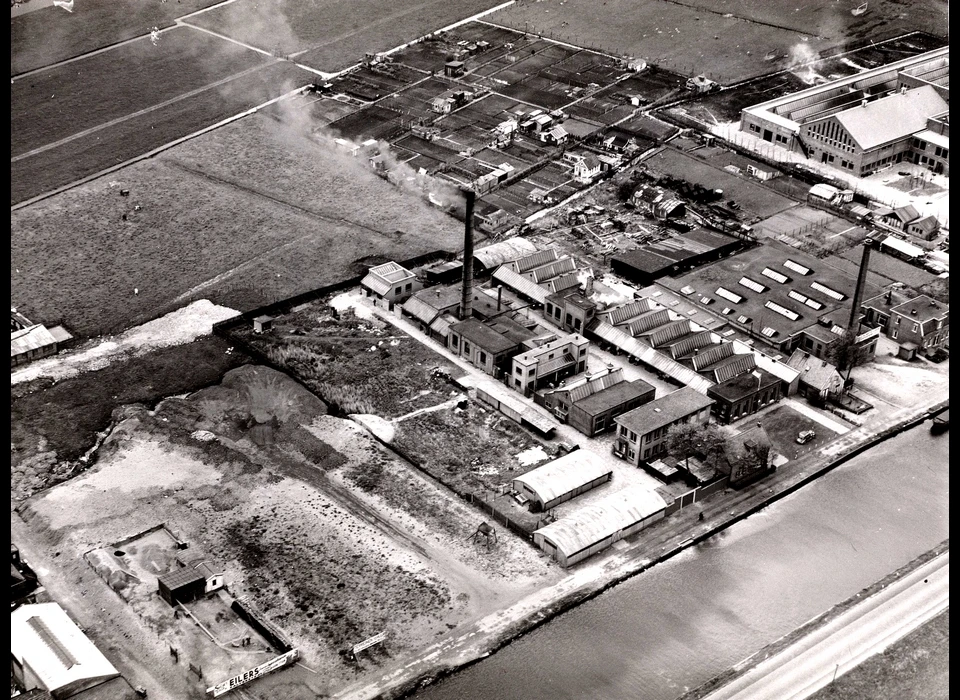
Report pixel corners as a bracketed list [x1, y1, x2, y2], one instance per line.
[703, 552, 949, 700]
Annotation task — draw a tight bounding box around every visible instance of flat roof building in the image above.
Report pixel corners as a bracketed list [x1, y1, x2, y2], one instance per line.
[511, 449, 613, 513]
[361, 261, 420, 306]
[610, 229, 741, 287]
[533, 486, 668, 567]
[613, 388, 714, 466]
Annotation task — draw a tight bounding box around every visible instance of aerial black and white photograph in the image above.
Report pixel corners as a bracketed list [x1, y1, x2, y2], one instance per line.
[10, 0, 949, 698]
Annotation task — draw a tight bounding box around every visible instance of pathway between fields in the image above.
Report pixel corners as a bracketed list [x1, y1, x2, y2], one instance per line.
[11, 62, 273, 162]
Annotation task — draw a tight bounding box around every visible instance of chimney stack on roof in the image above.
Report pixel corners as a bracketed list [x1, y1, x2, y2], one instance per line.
[861, 99, 868, 108]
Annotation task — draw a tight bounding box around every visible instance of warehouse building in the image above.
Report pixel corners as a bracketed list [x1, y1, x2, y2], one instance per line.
[11, 603, 128, 699]
[492, 248, 583, 307]
[657, 240, 881, 359]
[472, 238, 539, 275]
[538, 367, 656, 436]
[610, 228, 741, 287]
[739, 47, 949, 176]
[533, 486, 668, 567]
[447, 316, 539, 377]
[511, 449, 612, 512]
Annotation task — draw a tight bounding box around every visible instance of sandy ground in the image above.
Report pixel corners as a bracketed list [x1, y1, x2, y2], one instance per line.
[15, 363, 560, 698]
[11, 299, 239, 386]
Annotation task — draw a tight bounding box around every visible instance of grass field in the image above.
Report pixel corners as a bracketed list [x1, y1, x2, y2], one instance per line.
[11, 111, 462, 336]
[10, 335, 251, 502]
[642, 147, 797, 220]
[10, 0, 226, 76]
[188, 0, 507, 72]
[809, 609, 949, 700]
[12, 27, 271, 158]
[488, 0, 840, 83]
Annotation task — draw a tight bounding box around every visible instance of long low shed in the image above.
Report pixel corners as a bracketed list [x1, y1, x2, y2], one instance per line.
[511, 449, 612, 512]
[534, 486, 668, 567]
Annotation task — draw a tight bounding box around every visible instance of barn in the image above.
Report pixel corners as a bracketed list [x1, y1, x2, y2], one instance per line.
[157, 566, 206, 607]
[511, 449, 612, 512]
[533, 486, 668, 566]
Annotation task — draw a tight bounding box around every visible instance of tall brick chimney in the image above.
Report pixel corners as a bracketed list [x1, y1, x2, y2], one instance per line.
[460, 188, 476, 320]
[848, 238, 873, 332]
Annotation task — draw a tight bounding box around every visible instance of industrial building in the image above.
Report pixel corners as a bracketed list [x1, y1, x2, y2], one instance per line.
[657, 240, 881, 359]
[786, 349, 844, 402]
[492, 248, 584, 307]
[471, 238, 539, 275]
[360, 261, 421, 306]
[11, 603, 131, 699]
[739, 47, 949, 176]
[533, 486, 668, 567]
[544, 289, 598, 334]
[610, 228, 742, 287]
[537, 367, 655, 436]
[510, 332, 590, 396]
[705, 364, 782, 424]
[613, 388, 715, 466]
[447, 316, 539, 377]
[511, 449, 612, 512]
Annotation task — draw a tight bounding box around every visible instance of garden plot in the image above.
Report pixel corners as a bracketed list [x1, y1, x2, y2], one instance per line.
[189, 0, 509, 72]
[18, 363, 559, 692]
[488, 0, 842, 83]
[642, 148, 797, 220]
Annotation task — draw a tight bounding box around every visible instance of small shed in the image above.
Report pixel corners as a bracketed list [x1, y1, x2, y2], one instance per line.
[511, 450, 612, 512]
[157, 567, 205, 606]
[176, 554, 225, 594]
[253, 315, 274, 333]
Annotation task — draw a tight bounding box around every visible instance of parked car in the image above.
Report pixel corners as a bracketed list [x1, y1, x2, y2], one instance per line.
[796, 429, 816, 444]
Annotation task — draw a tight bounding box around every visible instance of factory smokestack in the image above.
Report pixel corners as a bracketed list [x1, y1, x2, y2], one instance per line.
[848, 238, 873, 331]
[460, 188, 476, 320]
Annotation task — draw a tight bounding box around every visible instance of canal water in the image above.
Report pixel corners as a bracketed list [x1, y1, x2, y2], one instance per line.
[416, 424, 949, 700]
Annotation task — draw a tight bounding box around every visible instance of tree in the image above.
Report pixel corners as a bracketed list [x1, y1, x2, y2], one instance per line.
[616, 180, 636, 202]
[827, 329, 874, 385]
[665, 422, 726, 470]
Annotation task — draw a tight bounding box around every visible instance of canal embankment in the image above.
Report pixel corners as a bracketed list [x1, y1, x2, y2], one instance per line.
[339, 396, 949, 700]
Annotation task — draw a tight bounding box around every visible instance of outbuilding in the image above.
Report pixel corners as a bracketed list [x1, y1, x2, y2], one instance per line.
[511, 449, 612, 512]
[533, 486, 668, 566]
[157, 566, 206, 606]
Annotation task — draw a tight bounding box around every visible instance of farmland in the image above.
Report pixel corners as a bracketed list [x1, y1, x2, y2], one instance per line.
[641, 147, 798, 220]
[488, 0, 840, 84]
[12, 61, 314, 205]
[10, 0, 225, 76]
[11, 111, 463, 337]
[187, 0, 509, 72]
[15, 364, 559, 693]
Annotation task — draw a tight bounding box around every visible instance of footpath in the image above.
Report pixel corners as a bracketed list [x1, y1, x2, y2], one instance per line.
[327, 293, 949, 700]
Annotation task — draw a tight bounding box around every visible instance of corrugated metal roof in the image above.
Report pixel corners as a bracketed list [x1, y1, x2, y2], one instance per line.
[530, 257, 577, 283]
[833, 86, 948, 151]
[534, 486, 667, 557]
[429, 314, 457, 338]
[691, 341, 734, 371]
[588, 320, 715, 393]
[158, 566, 205, 591]
[608, 299, 660, 325]
[493, 267, 548, 304]
[538, 353, 576, 375]
[11, 603, 119, 693]
[473, 238, 539, 269]
[548, 272, 582, 294]
[512, 449, 612, 506]
[625, 309, 673, 336]
[11, 325, 58, 358]
[512, 248, 562, 273]
[402, 296, 443, 325]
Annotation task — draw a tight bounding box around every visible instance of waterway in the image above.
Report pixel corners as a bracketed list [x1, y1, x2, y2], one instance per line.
[416, 423, 949, 700]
